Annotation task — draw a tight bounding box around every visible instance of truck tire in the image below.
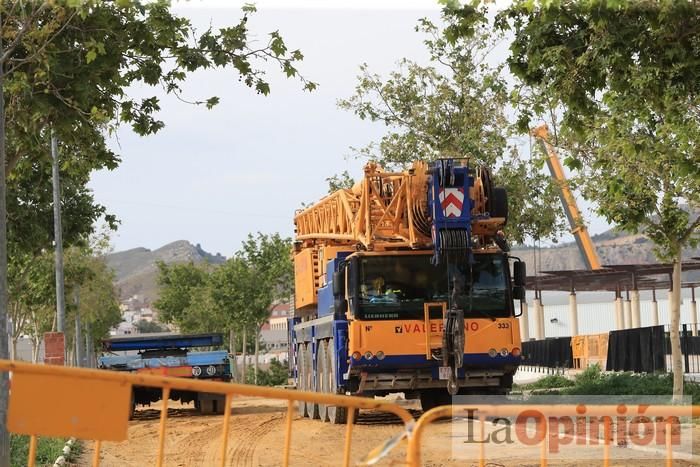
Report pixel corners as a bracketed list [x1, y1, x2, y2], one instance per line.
[325, 337, 347, 424]
[297, 343, 308, 418]
[317, 340, 329, 422]
[305, 343, 320, 419]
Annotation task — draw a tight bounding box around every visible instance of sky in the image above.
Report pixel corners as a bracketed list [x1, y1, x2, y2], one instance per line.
[88, 0, 610, 257]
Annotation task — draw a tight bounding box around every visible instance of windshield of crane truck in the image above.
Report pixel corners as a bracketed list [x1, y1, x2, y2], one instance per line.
[357, 254, 510, 320]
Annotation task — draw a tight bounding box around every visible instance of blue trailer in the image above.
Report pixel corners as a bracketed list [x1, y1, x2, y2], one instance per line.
[99, 332, 233, 416]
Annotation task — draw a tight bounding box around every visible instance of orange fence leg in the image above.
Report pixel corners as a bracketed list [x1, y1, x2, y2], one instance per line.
[92, 440, 102, 467]
[156, 387, 171, 467]
[343, 408, 357, 467]
[27, 435, 37, 467]
[283, 400, 294, 467]
[218, 393, 234, 467]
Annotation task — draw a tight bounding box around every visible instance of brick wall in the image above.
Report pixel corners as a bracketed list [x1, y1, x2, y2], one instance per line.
[43, 332, 65, 366]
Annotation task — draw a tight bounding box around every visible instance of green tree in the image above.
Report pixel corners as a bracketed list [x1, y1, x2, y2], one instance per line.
[153, 261, 210, 327]
[326, 170, 355, 193]
[338, 8, 564, 244]
[134, 319, 169, 334]
[0, 3, 314, 456]
[498, 0, 700, 399]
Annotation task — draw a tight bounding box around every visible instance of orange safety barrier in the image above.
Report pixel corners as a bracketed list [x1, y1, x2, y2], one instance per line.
[572, 333, 609, 369]
[5, 359, 699, 467]
[407, 404, 700, 467]
[0, 359, 413, 467]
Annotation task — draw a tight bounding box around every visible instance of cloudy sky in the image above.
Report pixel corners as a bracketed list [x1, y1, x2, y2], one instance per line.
[88, 0, 608, 257]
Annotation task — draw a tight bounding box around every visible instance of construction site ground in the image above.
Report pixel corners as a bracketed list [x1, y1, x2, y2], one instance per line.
[75, 395, 700, 467]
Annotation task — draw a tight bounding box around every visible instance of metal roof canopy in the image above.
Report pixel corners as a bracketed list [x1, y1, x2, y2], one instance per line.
[526, 260, 700, 293]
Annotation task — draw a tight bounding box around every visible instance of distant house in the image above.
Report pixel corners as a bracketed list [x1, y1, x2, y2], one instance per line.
[260, 302, 291, 361]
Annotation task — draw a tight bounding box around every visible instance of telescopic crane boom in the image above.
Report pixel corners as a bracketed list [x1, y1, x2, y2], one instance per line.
[531, 124, 602, 270]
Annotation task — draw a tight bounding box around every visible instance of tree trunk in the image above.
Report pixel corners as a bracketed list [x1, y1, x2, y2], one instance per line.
[31, 337, 39, 364]
[242, 328, 248, 384]
[9, 337, 16, 361]
[229, 328, 237, 382]
[670, 251, 683, 402]
[254, 325, 260, 385]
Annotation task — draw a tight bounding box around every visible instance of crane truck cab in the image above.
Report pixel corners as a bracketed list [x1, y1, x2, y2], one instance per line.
[290, 159, 526, 421]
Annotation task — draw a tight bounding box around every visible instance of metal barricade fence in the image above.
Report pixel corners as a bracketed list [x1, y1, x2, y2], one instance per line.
[5, 359, 700, 467]
[0, 359, 413, 467]
[407, 404, 700, 467]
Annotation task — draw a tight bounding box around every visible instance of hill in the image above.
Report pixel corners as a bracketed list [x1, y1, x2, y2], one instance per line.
[106, 240, 225, 302]
[513, 229, 700, 274]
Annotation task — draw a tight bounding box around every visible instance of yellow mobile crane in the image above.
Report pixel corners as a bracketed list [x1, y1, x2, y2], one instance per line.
[289, 159, 527, 421]
[531, 124, 602, 270]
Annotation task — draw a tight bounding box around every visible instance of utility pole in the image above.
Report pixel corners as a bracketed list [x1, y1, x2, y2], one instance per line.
[0, 10, 10, 465]
[52, 130, 66, 336]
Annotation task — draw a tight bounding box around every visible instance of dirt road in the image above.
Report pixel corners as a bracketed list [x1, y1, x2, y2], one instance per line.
[77, 397, 699, 466]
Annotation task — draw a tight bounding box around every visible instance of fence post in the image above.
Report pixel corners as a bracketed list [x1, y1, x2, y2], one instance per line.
[682, 324, 690, 374]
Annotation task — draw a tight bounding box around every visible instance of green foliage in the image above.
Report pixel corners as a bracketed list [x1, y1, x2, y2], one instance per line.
[133, 319, 169, 334]
[498, 0, 700, 259]
[154, 261, 210, 326]
[326, 171, 355, 193]
[520, 364, 700, 401]
[155, 233, 293, 338]
[522, 374, 575, 390]
[10, 435, 80, 466]
[1, 1, 315, 291]
[339, 7, 565, 243]
[244, 359, 289, 386]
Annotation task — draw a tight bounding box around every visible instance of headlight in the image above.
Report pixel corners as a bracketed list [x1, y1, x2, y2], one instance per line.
[500, 348, 509, 357]
[364, 351, 373, 360]
[488, 348, 497, 358]
[375, 351, 385, 360]
[511, 347, 521, 357]
[351, 351, 362, 360]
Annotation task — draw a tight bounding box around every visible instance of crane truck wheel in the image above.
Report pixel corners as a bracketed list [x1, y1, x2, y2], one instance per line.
[305, 343, 320, 419]
[297, 343, 308, 418]
[325, 337, 348, 424]
[317, 340, 329, 422]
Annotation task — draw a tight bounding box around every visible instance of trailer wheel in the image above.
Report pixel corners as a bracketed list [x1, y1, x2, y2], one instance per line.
[326, 337, 347, 424]
[305, 343, 320, 419]
[317, 340, 329, 422]
[297, 343, 308, 418]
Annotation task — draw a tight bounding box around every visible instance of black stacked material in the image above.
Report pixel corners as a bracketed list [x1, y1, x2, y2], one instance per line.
[522, 337, 573, 368]
[606, 325, 666, 373]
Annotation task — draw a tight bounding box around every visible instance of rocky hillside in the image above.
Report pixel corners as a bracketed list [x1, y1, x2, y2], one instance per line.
[513, 230, 700, 274]
[106, 240, 225, 302]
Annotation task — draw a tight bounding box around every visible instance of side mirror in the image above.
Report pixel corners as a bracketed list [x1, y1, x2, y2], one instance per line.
[332, 270, 345, 296]
[513, 261, 526, 287]
[512, 286, 525, 302]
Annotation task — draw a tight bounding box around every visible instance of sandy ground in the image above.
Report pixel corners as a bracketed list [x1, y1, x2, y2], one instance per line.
[76, 397, 700, 467]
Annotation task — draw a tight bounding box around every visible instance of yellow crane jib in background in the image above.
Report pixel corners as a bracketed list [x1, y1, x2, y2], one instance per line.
[531, 124, 602, 271]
